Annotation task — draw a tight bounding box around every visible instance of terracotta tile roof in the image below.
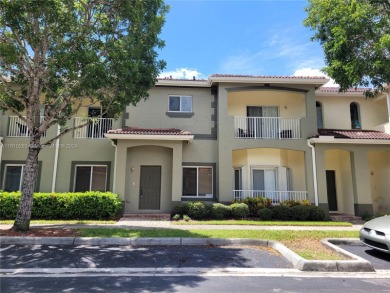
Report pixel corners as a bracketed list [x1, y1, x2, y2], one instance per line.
[316, 129, 390, 140]
[107, 127, 192, 136]
[210, 74, 327, 79]
[157, 77, 207, 82]
[318, 87, 369, 93]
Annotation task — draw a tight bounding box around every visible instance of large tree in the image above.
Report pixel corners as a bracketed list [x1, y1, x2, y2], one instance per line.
[0, 0, 168, 231]
[304, 0, 390, 96]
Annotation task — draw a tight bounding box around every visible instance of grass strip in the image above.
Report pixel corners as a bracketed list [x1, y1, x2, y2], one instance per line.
[78, 228, 359, 260]
[172, 220, 353, 227]
[0, 220, 116, 225]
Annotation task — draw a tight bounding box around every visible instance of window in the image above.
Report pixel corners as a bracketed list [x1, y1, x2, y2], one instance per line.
[350, 102, 361, 129]
[2, 165, 24, 192]
[234, 168, 242, 190]
[169, 95, 192, 112]
[182, 166, 212, 197]
[316, 102, 324, 129]
[74, 165, 107, 192]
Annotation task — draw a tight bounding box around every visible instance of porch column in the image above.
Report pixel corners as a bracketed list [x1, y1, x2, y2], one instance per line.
[314, 145, 330, 215]
[114, 141, 128, 201]
[171, 141, 182, 204]
[351, 149, 373, 216]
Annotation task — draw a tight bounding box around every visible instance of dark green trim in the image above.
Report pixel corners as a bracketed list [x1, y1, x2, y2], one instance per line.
[165, 112, 194, 118]
[226, 85, 309, 93]
[193, 134, 217, 140]
[354, 204, 373, 217]
[0, 160, 42, 192]
[69, 161, 111, 192]
[182, 162, 217, 200]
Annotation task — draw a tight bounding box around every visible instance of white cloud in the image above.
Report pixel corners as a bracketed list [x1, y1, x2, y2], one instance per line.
[293, 68, 339, 87]
[159, 68, 204, 80]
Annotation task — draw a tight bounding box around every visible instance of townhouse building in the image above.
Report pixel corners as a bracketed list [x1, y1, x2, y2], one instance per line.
[1, 74, 389, 218]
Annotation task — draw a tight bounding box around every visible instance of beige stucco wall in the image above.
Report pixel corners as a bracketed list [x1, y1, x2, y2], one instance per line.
[228, 90, 306, 118]
[316, 94, 388, 130]
[368, 151, 390, 214]
[125, 87, 215, 135]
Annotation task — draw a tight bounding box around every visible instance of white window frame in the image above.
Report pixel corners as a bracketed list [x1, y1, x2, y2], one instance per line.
[182, 166, 213, 198]
[168, 95, 193, 112]
[2, 164, 25, 191]
[250, 165, 278, 191]
[73, 165, 108, 192]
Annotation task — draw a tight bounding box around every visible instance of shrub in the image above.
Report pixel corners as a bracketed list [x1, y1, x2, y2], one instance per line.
[172, 214, 181, 221]
[257, 208, 273, 220]
[0, 191, 122, 220]
[308, 206, 325, 221]
[172, 203, 189, 216]
[183, 214, 191, 221]
[234, 197, 272, 217]
[290, 204, 310, 221]
[211, 203, 231, 219]
[186, 201, 210, 219]
[270, 205, 291, 220]
[230, 203, 250, 219]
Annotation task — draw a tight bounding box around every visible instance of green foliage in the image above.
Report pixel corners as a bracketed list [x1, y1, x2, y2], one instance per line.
[308, 206, 325, 221]
[183, 214, 191, 222]
[186, 202, 210, 220]
[234, 197, 272, 217]
[0, 191, 122, 220]
[281, 199, 310, 208]
[230, 203, 250, 219]
[172, 203, 189, 216]
[211, 203, 231, 219]
[257, 208, 273, 221]
[304, 0, 390, 95]
[172, 214, 181, 221]
[290, 205, 311, 221]
[270, 205, 291, 221]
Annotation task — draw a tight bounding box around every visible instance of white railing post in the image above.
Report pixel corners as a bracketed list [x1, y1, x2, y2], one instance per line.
[74, 117, 113, 139]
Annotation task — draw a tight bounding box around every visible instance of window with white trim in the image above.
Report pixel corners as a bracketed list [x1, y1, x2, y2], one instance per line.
[169, 95, 192, 112]
[2, 164, 24, 192]
[74, 165, 107, 192]
[182, 166, 213, 197]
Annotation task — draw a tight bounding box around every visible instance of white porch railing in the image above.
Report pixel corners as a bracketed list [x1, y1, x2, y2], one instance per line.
[8, 116, 45, 137]
[234, 116, 301, 139]
[74, 117, 113, 139]
[233, 190, 308, 203]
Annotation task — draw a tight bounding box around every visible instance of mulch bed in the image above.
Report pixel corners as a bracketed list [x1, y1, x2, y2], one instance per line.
[0, 228, 79, 237]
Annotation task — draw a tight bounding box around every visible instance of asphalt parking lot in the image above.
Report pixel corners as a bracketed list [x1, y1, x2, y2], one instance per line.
[0, 244, 293, 269]
[338, 243, 390, 270]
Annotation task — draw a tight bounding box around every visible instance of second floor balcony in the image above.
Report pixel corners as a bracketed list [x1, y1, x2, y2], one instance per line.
[8, 116, 45, 137]
[234, 116, 301, 139]
[74, 117, 113, 139]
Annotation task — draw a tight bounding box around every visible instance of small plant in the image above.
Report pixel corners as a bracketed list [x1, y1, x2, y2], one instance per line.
[172, 214, 181, 221]
[257, 208, 273, 220]
[230, 203, 250, 219]
[183, 214, 191, 221]
[211, 203, 231, 219]
[187, 201, 210, 219]
[172, 203, 189, 216]
[290, 205, 310, 221]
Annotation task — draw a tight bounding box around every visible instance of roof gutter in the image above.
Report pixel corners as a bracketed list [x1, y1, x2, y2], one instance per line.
[308, 137, 390, 145]
[104, 133, 194, 143]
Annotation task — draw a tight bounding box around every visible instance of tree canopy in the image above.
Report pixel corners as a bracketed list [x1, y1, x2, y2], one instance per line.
[0, 0, 168, 231]
[304, 0, 390, 96]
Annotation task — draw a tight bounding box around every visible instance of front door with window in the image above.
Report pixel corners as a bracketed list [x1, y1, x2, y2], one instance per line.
[139, 166, 161, 210]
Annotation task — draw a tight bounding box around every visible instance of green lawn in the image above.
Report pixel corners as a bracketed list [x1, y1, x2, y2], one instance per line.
[172, 220, 353, 227]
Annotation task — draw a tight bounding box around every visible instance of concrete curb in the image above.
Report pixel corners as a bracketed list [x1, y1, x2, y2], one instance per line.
[0, 237, 374, 272]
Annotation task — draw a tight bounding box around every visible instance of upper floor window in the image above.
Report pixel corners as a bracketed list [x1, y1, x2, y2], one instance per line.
[169, 95, 192, 112]
[316, 102, 324, 129]
[350, 102, 361, 129]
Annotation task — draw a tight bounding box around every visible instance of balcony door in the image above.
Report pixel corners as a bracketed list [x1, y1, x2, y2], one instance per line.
[251, 168, 276, 198]
[88, 107, 112, 138]
[247, 106, 278, 138]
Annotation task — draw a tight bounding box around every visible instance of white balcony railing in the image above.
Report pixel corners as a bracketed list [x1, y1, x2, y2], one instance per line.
[234, 116, 301, 139]
[233, 190, 308, 203]
[8, 116, 45, 137]
[74, 117, 113, 139]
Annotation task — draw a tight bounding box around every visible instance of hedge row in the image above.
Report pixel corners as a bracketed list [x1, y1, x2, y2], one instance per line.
[0, 191, 123, 220]
[172, 198, 325, 221]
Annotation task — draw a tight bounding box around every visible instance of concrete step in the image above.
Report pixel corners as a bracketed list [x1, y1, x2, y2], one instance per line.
[121, 213, 171, 221]
[330, 213, 364, 224]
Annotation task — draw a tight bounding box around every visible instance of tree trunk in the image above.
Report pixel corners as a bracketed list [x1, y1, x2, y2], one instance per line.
[12, 136, 41, 232]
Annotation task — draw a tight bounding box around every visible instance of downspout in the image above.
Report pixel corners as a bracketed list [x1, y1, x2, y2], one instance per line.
[307, 140, 319, 206]
[111, 141, 117, 194]
[51, 125, 61, 192]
